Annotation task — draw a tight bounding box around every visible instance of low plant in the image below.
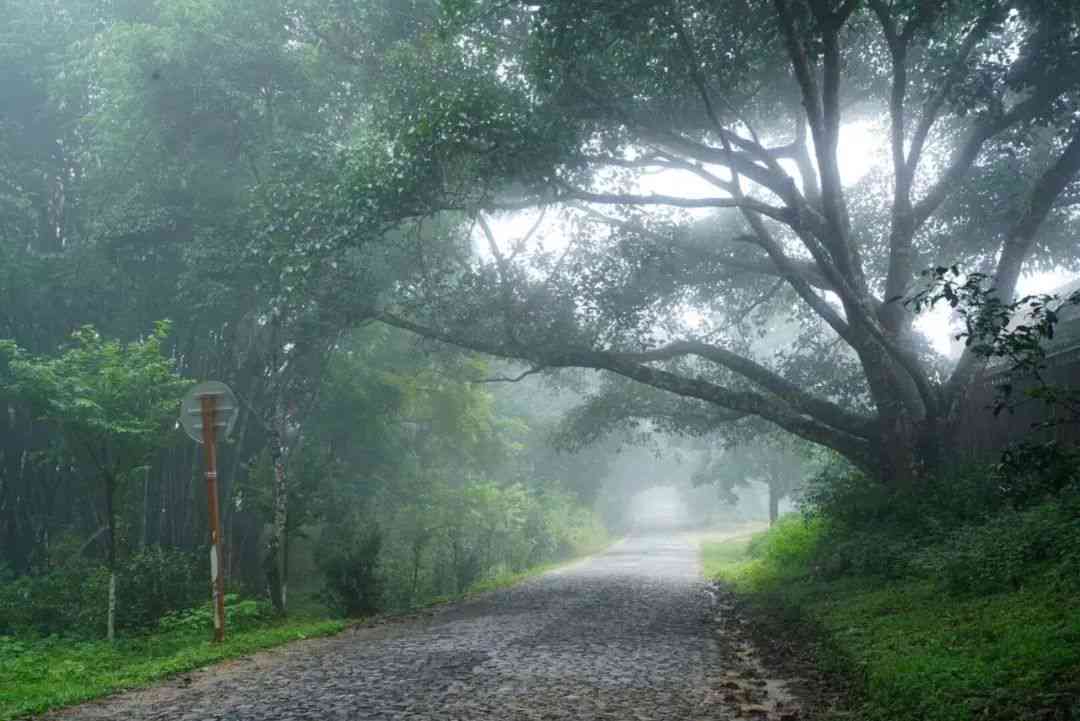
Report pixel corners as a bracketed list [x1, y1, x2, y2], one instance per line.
[702, 522, 1080, 721]
[0, 546, 207, 637]
[157, 594, 272, 634]
[913, 498, 1080, 595]
[318, 523, 383, 617]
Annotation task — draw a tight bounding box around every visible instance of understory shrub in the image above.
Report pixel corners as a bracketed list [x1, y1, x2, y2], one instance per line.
[319, 523, 383, 617]
[800, 445, 1080, 584]
[378, 480, 608, 609]
[914, 498, 1080, 595]
[0, 559, 99, 636]
[0, 546, 205, 637]
[115, 546, 205, 631]
[158, 593, 272, 633]
[746, 515, 823, 570]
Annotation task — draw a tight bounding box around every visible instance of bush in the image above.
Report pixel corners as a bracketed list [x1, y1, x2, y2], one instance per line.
[747, 515, 824, 571]
[996, 442, 1080, 507]
[0, 560, 97, 636]
[914, 499, 1080, 595]
[799, 455, 1080, 581]
[116, 546, 205, 631]
[0, 546, 206, 637]
[158, 593, 272, 633]
[319, 523, 383, 617]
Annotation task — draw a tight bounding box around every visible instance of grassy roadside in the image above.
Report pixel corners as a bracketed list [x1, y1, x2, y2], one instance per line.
[0, 617, 347, 720]
[701, 521, 1080, 721]
[0, 542, 615, 721]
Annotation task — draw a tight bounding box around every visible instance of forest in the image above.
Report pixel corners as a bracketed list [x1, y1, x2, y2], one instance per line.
[1, 1, 1079, 720]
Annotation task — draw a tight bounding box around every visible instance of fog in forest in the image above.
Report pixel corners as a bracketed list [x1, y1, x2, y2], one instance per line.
[2, 2, 1079, 719]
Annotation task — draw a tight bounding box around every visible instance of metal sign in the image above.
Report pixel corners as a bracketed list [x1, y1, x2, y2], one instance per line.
[179, 380, 238, 643]
[180, 381, 238, 444]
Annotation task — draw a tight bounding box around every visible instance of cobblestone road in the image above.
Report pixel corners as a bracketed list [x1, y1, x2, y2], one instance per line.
[46, 533, 800, 721]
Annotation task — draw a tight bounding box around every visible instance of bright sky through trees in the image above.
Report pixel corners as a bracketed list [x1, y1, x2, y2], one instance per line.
[478, 120, 1078, 360]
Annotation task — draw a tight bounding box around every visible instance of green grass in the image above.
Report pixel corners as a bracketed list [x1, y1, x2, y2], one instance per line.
[702, 521, 1080, 721]
[0, 541, 614, 720]
[0, 618, 346, 720]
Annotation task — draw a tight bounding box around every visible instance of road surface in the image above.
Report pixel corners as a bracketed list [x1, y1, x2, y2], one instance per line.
[47, 533, 799, 720]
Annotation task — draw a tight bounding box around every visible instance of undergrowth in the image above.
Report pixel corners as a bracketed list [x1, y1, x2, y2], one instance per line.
[703, 506, 1080, 721]
[0, 616, 347, 721]
[0, 538, 612, 720]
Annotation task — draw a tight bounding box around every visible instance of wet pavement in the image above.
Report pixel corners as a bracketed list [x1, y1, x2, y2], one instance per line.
[45, 533, 801, 720]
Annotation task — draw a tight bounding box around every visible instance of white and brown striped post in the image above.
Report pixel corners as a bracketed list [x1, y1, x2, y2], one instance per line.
[199, 393, 226, 642]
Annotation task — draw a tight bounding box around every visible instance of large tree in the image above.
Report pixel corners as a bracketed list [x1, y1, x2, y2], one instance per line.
[331, 0, 1080, 486]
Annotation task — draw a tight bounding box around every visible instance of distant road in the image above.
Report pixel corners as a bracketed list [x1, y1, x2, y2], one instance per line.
[48, 531, 795, 720]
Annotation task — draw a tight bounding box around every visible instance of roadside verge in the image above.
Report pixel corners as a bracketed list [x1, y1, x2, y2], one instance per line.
[700, 521, 1080, 721]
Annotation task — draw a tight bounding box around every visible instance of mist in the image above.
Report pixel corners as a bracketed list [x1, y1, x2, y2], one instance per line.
[2, 2, 1078, 719]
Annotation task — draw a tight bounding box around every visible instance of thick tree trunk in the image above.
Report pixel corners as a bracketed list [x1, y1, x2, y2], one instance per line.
[874, 407, 955, 490]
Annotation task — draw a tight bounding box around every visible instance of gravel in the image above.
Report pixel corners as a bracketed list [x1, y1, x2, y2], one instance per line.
[44, 533, 802, 720]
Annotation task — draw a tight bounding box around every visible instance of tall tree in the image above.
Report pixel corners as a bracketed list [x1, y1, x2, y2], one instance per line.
[330, 0, 1080, 486]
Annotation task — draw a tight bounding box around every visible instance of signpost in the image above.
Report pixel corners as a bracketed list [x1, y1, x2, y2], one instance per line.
[180, 381, 238, 642]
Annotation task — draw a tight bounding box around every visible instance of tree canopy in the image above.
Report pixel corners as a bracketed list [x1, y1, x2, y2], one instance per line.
[323, 0, 1080, 485]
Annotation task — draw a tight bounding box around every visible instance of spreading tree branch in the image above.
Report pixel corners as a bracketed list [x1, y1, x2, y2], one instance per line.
[612, 339, 874, 439]
[472, 366, 547, 384]
[572, 205, 836, 292]
[372, 310, 876, 470]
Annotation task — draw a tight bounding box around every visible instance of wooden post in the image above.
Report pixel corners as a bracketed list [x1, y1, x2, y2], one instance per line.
[199, 394, 226, 642]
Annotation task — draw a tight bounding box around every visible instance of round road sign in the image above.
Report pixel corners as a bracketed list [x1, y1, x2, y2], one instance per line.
[180, 381, 239, 444]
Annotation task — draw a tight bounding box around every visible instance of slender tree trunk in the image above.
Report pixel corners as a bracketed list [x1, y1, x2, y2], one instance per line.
[104, 472, 117, 642]
[410, 539, 423, 601]
[141, 465, 150, 549]
[768, 481, 779, 526]
[282, 509, 289, 612]
[107, 572, 116, 642]
[266, 402, 288, 615]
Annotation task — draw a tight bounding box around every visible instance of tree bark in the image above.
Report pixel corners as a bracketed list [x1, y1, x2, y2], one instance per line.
[104, 471, 117, 642]
[266, 403, 288, 615]
[410, 538, 424, 601]
[107, 571, 116, 643]
[141, 465, 150, 549]
[768, 481, 779, 526]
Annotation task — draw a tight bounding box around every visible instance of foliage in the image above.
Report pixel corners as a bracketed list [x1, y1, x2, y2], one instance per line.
[744, 515, 822, 570]
[0, 323, 189, 463]
[912, 499, 1080, 596]
[114, 547, 206, 632]
[378, 479, 608, 609]
[0, 560, 102, 637]
[318, 522, 384, 618]
[0, 617, 347, 721]
[909, 267, 1080, 417]
[704, 526, 1080, 721]
[0, 547, 204, 637]
[705, 516, 826, 591]
[339, 0, 1080, 491]
[704, 437, 1080, 719]
[0, 0, 618, 661]
[0, 322, 190, 637]
[158, 594, 273, 634]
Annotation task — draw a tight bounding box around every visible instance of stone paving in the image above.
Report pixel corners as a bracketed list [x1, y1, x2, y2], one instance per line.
[44, 534, 801, 720]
